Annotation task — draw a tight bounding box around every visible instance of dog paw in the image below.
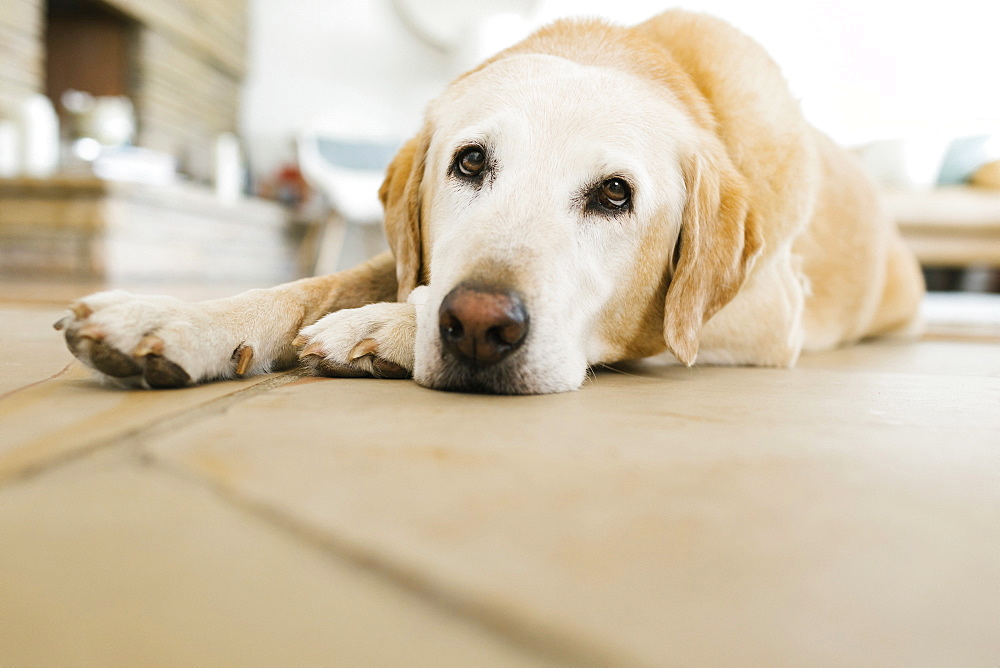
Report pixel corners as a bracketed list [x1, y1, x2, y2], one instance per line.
[296, 302, 416, 380]
[54, 291, 260, 389]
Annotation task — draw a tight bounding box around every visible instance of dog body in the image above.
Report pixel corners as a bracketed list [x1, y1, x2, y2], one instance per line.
[58, 11, 924, 394]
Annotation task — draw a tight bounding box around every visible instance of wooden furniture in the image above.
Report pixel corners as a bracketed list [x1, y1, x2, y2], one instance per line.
[885, 186, 1000, 267]
[0, 176, 297, 285]
[0, 0, 247, 182]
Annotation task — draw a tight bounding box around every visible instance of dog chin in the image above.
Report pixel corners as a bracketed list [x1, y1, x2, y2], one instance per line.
[413, 349, 585, 395]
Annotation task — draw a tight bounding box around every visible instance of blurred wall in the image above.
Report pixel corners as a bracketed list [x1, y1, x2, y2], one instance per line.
[240, 0, 444, 177]
[241, 0, 1000, 176]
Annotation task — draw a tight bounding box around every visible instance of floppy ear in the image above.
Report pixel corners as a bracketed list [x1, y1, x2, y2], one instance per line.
[379, 126, 430, 300]
[663, 140, 763, 365]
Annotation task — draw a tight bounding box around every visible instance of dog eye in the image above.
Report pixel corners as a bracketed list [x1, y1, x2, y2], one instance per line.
[593, 177, 632, 212]
[453, 146, 487, 179]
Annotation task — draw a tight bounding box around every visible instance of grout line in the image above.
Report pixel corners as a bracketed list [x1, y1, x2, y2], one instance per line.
[137, 452, 635, 667]
[1, 369, 309, 487]
[0, 362, 73, 402]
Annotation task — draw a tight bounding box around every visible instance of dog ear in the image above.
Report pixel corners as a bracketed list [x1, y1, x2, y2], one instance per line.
[380, 126, 430, 300]
[663, 141, 763, 365]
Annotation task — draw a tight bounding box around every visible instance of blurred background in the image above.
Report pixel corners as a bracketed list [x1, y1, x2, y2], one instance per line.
[1, 0, 998, 294]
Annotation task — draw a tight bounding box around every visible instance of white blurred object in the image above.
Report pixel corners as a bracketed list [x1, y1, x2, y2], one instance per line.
[984, 135, 1000, 162]
[72, 137, 102, 162]
[89, 96, 135, 146]
[93, 146, 177, 185]
[62, 90, 136, 147]
[391, 0, 540, 75]
[19, 94, 60, 177]
[297, 118, 402, 273]
[922, 292, 1000, 327]
[853, 134, 953, 190]
[214, 133, 244, 202]
[0, 120, 19, 177]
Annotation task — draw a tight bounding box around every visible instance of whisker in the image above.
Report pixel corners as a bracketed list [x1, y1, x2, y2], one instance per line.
[593, 363, 643, 378]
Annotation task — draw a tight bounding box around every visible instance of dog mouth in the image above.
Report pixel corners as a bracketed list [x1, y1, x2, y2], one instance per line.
[418, 350, 587, 394]
[419, 329, 586, 395]
[422, 353, 537, 395]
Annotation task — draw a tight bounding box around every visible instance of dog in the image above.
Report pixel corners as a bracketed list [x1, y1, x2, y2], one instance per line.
[56, 10, 925, 395]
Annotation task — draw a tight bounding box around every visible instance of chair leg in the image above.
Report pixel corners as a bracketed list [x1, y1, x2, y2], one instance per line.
[313, 212, 348, 276]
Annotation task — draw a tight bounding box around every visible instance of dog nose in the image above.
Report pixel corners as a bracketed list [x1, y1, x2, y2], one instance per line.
[439, 284, 529, 366]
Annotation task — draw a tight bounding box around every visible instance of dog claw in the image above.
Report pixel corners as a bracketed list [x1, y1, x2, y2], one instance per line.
[133, 335, 165, 357]
[53, 315, 70, 331]
[234, 345, 254, 376]
[299, 341, 325, 358]
[349, 338, 378, 360]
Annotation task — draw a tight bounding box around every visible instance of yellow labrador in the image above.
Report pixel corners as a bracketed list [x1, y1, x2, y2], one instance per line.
[57, 10, 924, 395]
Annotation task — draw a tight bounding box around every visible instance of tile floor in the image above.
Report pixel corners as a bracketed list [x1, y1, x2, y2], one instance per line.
[2, 282, 998, 665]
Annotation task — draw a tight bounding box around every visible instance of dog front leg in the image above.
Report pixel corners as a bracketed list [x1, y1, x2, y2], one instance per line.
[55, 252, 399, 388]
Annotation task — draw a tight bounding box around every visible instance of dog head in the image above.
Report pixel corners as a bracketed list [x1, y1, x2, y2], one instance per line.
[380, 20, 761, 394]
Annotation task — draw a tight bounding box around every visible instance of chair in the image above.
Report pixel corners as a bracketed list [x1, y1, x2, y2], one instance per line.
[297, 121, 402, 274]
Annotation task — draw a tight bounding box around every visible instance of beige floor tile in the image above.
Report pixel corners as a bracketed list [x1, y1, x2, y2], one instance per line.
[795, 338, 1000, 375]
[0, 353, 296, 483]
[0, 307, 71, 395]
[0, 448, 547, 666]
[0, 300, 301, 482]
[143, 343, 1000, 665]
[4, 291, 998, 665]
